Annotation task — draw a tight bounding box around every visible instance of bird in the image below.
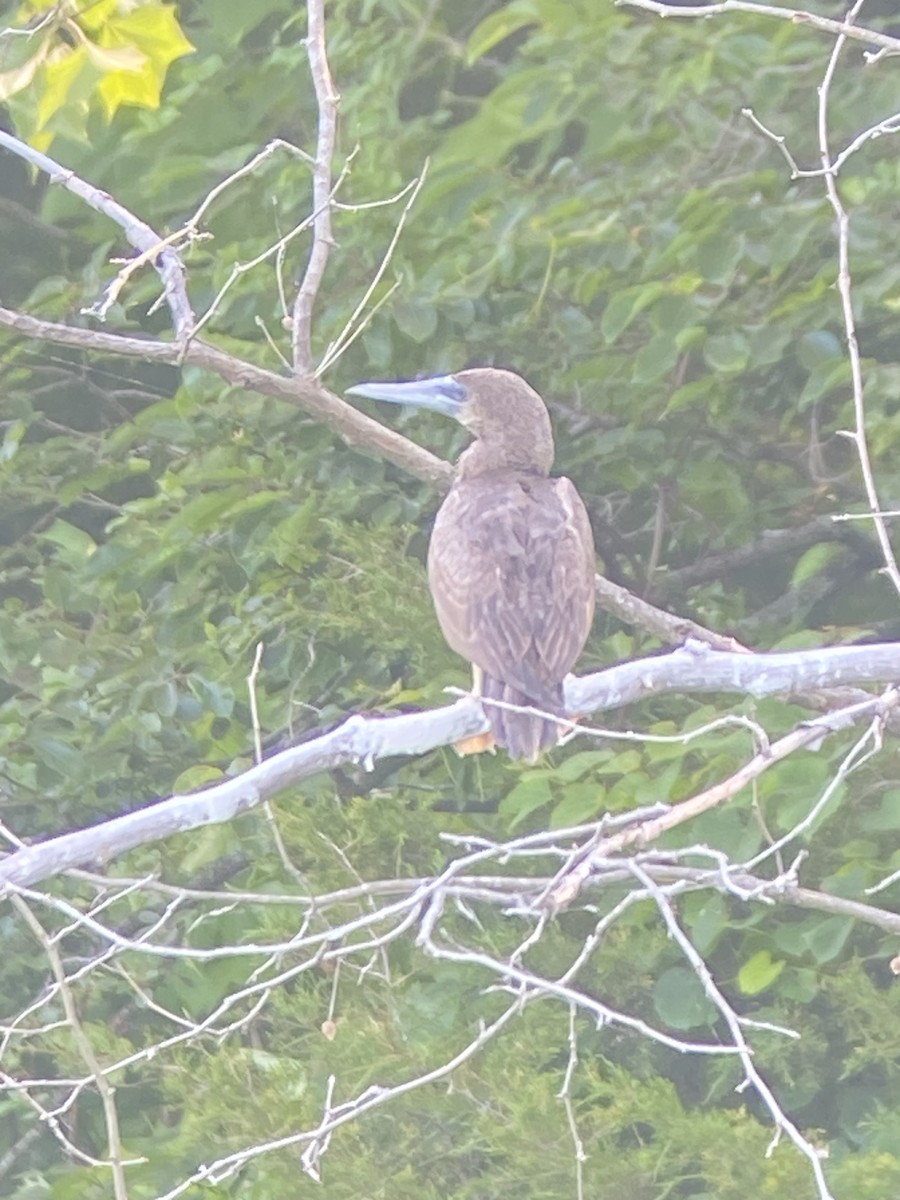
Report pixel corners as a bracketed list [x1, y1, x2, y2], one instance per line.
[346, 368, 596, 762]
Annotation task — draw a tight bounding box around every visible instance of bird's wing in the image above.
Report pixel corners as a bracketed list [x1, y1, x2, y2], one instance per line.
[427, 476, 596, 705]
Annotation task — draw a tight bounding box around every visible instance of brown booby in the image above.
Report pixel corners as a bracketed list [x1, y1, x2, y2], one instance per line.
[346, 368, 596, 762]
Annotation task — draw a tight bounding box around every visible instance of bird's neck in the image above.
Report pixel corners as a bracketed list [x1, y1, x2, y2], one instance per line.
[457, 439, 553, 479]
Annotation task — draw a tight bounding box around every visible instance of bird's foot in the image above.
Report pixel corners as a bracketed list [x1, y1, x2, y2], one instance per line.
[453, 731, 497, 757]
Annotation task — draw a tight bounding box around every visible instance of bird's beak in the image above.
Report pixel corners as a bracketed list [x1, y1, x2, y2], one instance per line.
[345, 374, 467, 419]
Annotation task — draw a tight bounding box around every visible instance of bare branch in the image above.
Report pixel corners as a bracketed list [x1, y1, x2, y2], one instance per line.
[292, 0, 340, 373]
[616, 0, 900, 56]
[0, 304, 453, 489]
[814, 4, 900, 597]
[43, 858, 900, 939]
[190, 138, 314, 228]
[542, 688, 900, 910]
[557, 1006, 587, 1200]
[593, 572, 748, 650]
[659, 514, 857, 591]
[10, 896, 140, 1196]
[0, 130, 193, 339]
[619, 863, 900, 935]
[190, 151, 355, 340]
[744, 105, 900, 179]
[741, 697, 886, 873]
[317, 161, 430, 377]
[4, 809, 897, 1199]
[3, 650, 900, 892]
[153, 1001, 524, 1200]
[632, 866, 834, 1200]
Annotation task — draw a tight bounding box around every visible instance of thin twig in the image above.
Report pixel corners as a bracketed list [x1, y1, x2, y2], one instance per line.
[153, 1001, 525, 1200]
[558, 1005, 586, 1200]
[0, 130, 193, 339]
[10, 896, 141, 1197]
[247, 642, 265, 765]
[543, 689, 900, 910]
[317, 161, 430, 377]
[616, 0, 900, 55]
[631, 866, 834, 1200]
[815, 2, 900, 597]
[740, 690, 891, 873]
[292, 0, 340, 373]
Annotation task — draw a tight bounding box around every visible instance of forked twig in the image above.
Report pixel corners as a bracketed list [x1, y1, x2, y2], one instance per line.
[0, 130, 193, 339]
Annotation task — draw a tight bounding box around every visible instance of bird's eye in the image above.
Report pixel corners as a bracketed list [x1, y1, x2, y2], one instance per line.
[430, 378, 467, 405]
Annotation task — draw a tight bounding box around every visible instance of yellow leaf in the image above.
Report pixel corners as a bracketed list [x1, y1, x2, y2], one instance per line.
[0, 45, 47, 102]
[83, 41, 147, 74]
[76, 0, 122, 32]
[96, 4, 195, 118]
[36, 45, 88, 134]
[98, 65, 161, 117]
[99, 3, 195, 73]
[3, 2, 194, 143]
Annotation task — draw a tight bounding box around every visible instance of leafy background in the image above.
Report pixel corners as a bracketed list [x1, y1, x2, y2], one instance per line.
[1, 0, 900, 1196]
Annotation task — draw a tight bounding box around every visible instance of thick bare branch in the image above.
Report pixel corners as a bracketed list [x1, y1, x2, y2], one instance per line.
[593, 572, 748, 650]
[0, 304, 453, 489]
[659, 515, 864, 591]
[4, 648, 900, 892]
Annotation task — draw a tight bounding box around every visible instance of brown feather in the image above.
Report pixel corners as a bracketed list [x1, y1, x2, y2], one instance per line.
[428, 472, 595, 761]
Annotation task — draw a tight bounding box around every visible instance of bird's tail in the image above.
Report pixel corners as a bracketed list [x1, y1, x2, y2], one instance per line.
[480, 676, 565, 764]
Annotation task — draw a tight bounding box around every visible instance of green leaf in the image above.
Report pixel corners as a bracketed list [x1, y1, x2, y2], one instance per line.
[550, 781, 606, 827]
[632, 332, 679, 384]
[40, 520, 97, 566]
[0, 418, 27, 462]
[150, 680, 179, 718]
[802, 916, 854, 965]
[653, 966, 715, 1031]
[683, 893, 729, 955]
[467, 6, 537, 65]
[702, 332, 750, 374]
[859, 789, 900, 833]
[173, 764, 225, 793]
[498, 773, 552, 828]
[552, 750, 614, 783]
[95, 3, 195, 118]
[32, 735, 83, 779]
[392, 298, 439, 344]
[187, 676, 235, 719]
[791, 542, 843, 588]
[600, 283, 666, 344]
[696, 233, 745, 285]
[737, 949, 785, 996]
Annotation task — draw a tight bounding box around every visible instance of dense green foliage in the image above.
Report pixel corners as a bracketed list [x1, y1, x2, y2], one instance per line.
[2, 1, 900, 1197]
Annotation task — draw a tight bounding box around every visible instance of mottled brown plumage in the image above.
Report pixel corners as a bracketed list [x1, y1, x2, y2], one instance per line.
[347, 368, 596, 761]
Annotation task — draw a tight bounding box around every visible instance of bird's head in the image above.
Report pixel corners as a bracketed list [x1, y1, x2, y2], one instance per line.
[346, 367, 554, 475]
